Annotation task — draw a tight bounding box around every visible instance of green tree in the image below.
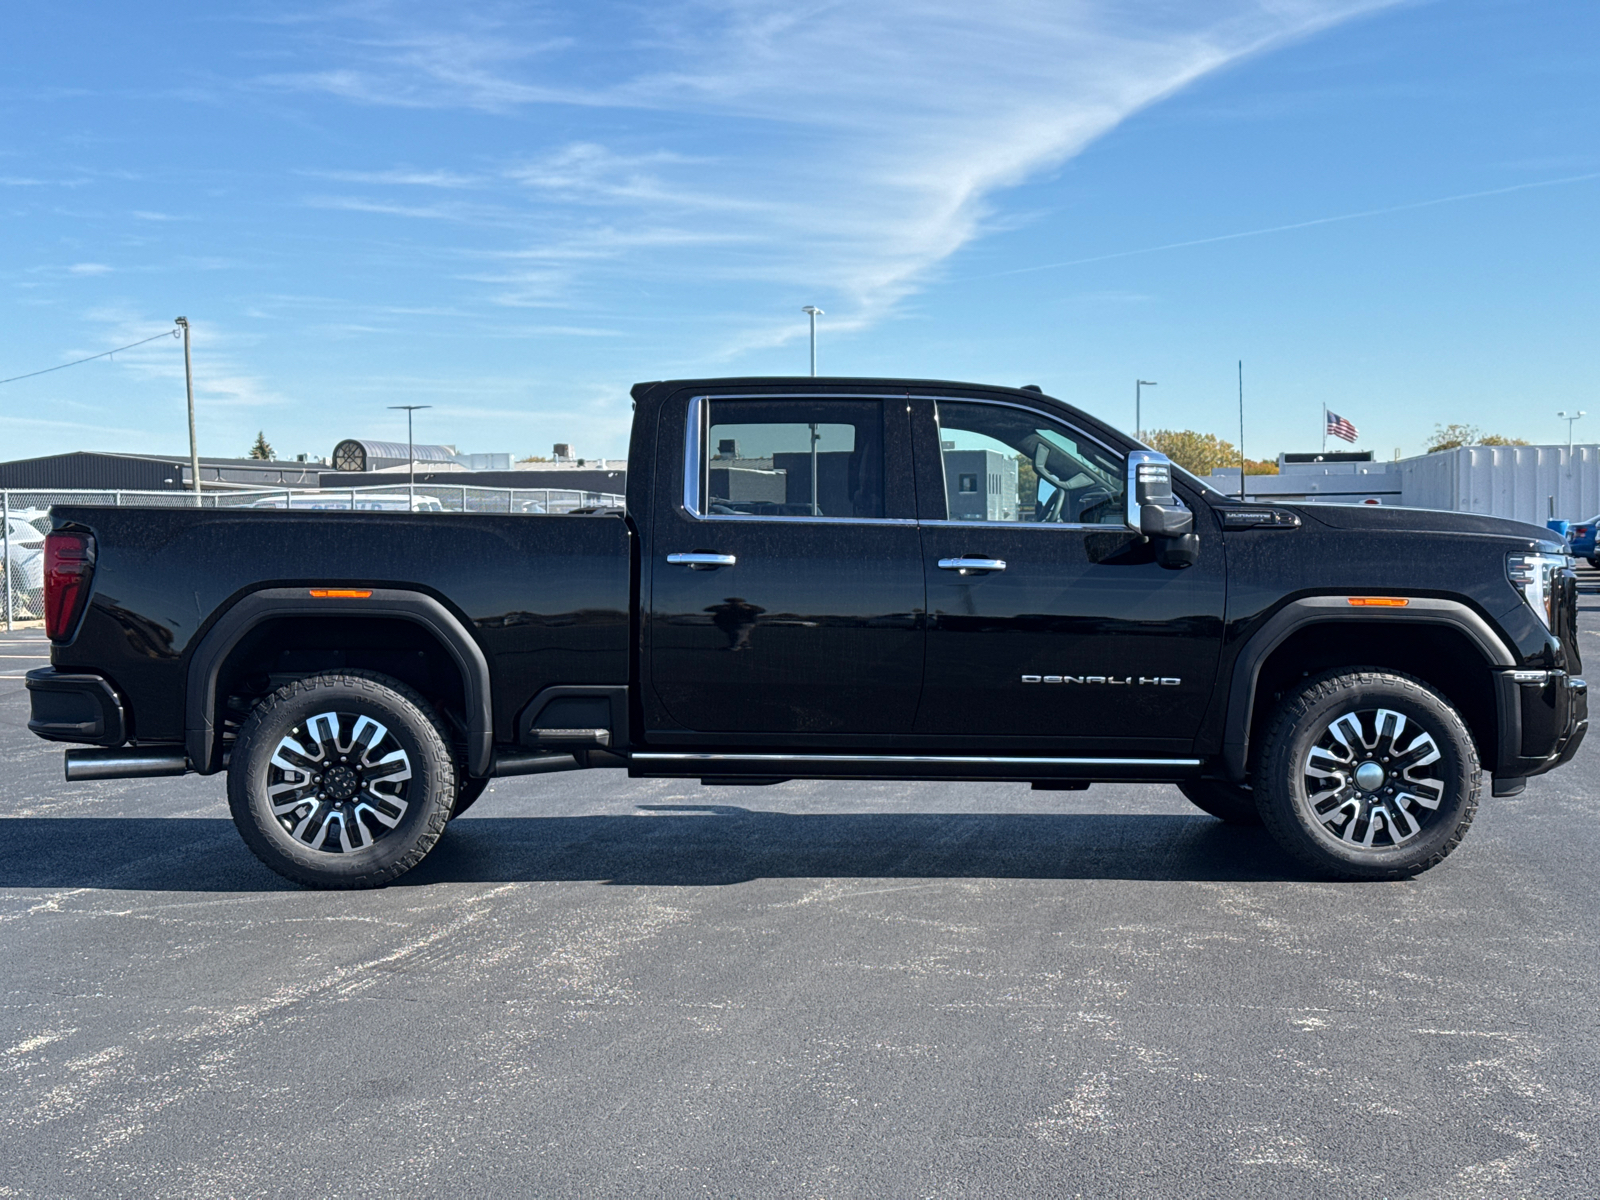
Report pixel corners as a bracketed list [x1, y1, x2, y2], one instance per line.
[1425, 423, 1529, 453]
[1145, 429, 1235, 475]
[1143, 429, 1276, 476]
[1015, 453, 1039, 508]
[249, 431, 275, 460]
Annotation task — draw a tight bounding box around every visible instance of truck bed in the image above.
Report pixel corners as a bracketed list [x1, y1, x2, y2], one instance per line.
[49, 506, 632, 744]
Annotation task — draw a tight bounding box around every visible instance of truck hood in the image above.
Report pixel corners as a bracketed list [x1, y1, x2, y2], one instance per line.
[1293, 503, 1559, 546]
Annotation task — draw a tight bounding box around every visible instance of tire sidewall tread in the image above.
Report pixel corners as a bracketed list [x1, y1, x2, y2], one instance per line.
[1255, 668, 1481, 880]
[227, 670, 455, 889]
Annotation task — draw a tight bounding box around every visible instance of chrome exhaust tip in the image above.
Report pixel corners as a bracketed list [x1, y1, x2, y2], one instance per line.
[65, 748, 190, 782]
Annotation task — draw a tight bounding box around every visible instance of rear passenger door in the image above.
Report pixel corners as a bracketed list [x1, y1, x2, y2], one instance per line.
[646, 391, 925, 737]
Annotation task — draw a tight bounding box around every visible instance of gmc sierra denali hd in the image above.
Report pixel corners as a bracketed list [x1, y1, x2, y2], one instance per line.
[26, 377, 1587, 887]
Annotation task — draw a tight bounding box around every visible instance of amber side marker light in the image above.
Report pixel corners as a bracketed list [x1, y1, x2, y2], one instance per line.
[309, 588, 373, 599]
[1347, 596, 1409, 607]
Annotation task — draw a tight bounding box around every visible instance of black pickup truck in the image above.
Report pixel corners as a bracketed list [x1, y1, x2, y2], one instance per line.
[26, 377, 1586, 887]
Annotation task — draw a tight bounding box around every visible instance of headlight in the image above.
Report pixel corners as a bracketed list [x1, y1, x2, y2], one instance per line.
[1507, 552, 1570, 630]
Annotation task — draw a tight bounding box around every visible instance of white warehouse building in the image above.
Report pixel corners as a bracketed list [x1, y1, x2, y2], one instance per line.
[1209, 444, 1600, 525]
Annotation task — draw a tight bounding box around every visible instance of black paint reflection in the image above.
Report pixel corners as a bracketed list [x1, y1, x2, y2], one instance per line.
[707, 596, 765, 651]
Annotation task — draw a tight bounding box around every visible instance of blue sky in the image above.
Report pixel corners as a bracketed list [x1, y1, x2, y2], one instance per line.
[2, 0, 1596, 465]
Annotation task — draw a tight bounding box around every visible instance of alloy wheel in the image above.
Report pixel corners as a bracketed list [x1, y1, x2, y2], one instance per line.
[266, 710, 414, 853]
[1300, 707, 1446, 851]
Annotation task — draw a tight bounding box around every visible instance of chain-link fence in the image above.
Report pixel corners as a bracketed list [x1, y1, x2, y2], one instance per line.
[2, 485, 626, 630]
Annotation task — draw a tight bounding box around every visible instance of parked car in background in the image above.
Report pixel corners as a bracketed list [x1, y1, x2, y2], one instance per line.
[4, 513, 45, 615]
[1566, 516, 1598, 566]
[247, 494, 445, 512]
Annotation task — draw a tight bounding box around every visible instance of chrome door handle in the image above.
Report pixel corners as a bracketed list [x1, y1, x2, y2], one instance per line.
[667, 552, 737, 567]
[938, 557, 1007, 573]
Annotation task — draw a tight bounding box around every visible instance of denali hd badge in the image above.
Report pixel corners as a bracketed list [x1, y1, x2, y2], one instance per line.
[1021, 675, 1180, 685]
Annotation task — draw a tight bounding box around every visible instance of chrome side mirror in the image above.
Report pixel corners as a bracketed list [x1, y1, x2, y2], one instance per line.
[1125, 451, 1193, 538]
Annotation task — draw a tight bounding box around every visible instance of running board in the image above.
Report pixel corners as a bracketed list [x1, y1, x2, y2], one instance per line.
[629, 752, 1202, 783]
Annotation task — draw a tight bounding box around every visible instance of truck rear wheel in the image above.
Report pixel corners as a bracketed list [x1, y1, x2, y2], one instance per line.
[1255, 669, 1479, 879]
[227, 671, 455, 889]
[1177, 779, 1261, 825]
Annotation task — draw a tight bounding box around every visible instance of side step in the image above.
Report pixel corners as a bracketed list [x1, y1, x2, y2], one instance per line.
[630, 752, 1201, 783]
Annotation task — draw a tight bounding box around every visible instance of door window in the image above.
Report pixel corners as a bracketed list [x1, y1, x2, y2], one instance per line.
[700, 398, 886, 519]
[935, 401, 1125, 525]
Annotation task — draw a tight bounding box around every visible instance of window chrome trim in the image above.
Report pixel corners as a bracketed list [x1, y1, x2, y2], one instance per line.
[694, 513, 919, 527]
[919, 518, 1126, 532]
[679, 390, 1132, 526]
[633, 752, 1203, 767]
[681, 391, 912, 524]
[682, 394, 705, 516]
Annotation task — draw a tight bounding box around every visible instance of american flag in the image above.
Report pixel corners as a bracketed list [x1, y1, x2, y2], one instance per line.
[1326, 410, 1359, 443]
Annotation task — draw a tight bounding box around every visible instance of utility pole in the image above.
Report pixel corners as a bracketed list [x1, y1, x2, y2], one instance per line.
[388, 405, 432, 511]
[803, 306, 823, 377]
[1136, 380, 1156, 440]
[175, 317, 199, 505]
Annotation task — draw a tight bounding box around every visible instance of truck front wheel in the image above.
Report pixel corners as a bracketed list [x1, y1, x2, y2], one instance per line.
[227, 671, 456, 888]
[1255, 670, 1480, 879]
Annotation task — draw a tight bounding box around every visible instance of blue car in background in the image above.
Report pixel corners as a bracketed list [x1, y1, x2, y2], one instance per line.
[1568, 515, 1599, 566]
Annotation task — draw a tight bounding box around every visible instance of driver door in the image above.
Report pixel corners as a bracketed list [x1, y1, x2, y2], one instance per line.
[912, 397, 1226, 751]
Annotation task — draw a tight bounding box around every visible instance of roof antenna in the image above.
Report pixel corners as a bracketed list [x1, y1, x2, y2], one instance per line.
[1020, 384, 1042, 393]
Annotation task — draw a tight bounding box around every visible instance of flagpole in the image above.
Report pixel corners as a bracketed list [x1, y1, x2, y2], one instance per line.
[1238, 360, 1246, 500]
[1322, 404, 1327, 455]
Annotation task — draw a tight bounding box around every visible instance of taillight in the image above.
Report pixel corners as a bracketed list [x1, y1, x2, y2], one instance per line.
[44, 530, 96, 641]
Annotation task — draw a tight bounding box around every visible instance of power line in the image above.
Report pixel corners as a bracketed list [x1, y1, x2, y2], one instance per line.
[0, 328, 181, 386]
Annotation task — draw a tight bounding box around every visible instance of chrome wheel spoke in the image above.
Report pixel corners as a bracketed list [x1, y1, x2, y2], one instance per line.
[267, 709, 413, 854]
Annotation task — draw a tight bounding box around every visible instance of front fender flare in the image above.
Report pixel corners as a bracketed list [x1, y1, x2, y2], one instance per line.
[1219, 596, 1514, 781]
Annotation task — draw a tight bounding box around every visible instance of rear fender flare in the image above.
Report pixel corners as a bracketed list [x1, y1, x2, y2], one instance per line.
[184, 587, 492, 777]
[1220, 596, 1514, 781]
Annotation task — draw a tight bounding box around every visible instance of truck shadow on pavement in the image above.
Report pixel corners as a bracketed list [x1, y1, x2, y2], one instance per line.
[0, 807, 1314, 891]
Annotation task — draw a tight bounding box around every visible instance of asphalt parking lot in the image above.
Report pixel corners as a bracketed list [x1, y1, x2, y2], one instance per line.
[3, 592, 1598, 1199]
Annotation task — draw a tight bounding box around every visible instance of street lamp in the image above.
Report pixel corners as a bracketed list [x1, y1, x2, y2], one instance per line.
[388, 405, 432, 511]
[1136, 379, 1156, 440]
[1558, 410, 1586, 457]
[802, 306, 823, 377]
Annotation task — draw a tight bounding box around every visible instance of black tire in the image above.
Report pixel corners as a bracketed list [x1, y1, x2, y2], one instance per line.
[451, 774, 490, 819]
[1178, 779, 1261, 825]
[1255, 669, 1479, 880]
[227, 671, 455, 889]
[1588, 557, 1599, 569]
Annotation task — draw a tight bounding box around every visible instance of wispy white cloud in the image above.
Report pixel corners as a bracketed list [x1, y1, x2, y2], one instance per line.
[301, 166, 484, 188]
[67, 262, 113, 275]
[263, 0, 1398, 356]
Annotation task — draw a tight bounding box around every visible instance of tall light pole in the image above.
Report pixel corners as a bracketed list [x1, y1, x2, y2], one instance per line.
[388, 405, 432, 511]
[1558, 410, 1586, 456]
[1135, 379, 1156, 440]
[802, 306, 823, 377]
[174, 317, 199, 505]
